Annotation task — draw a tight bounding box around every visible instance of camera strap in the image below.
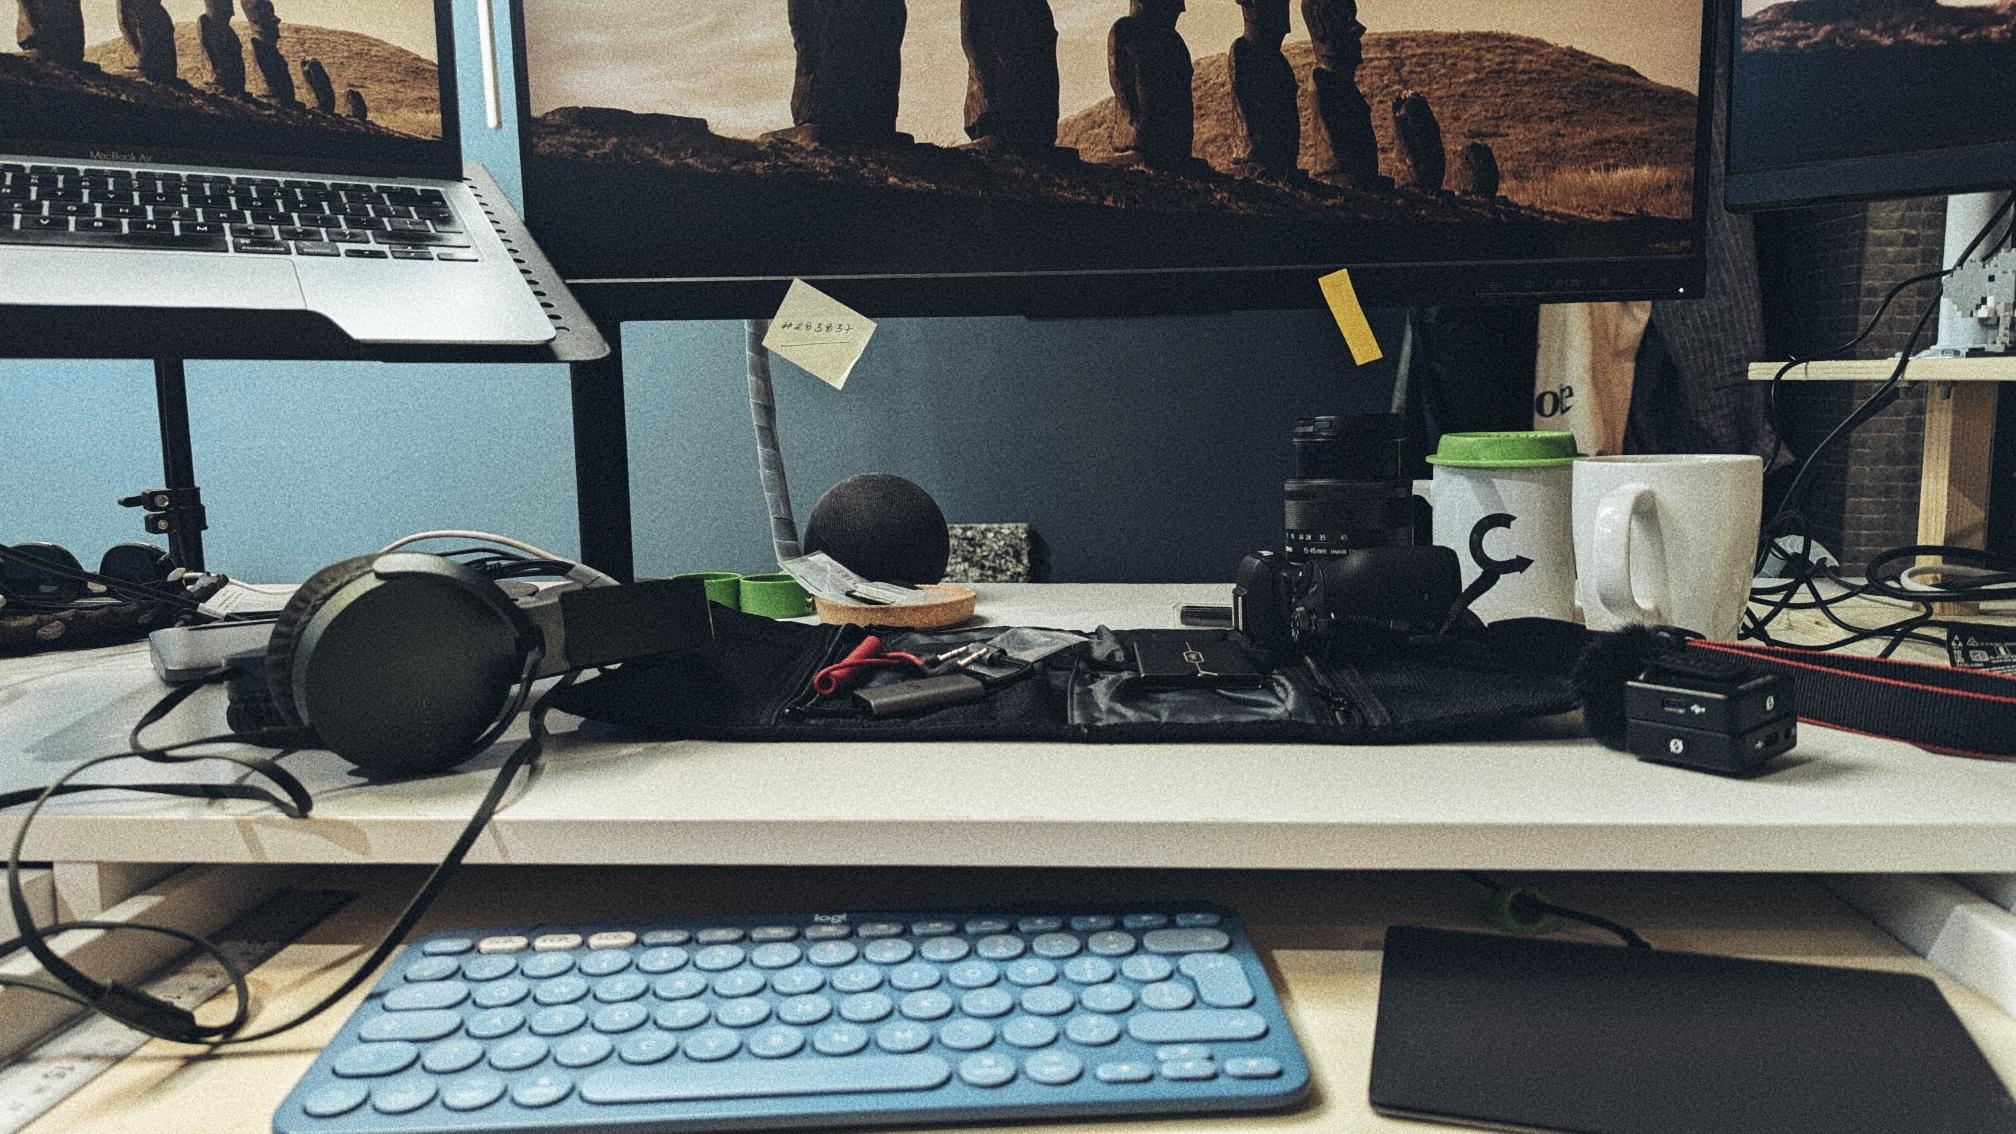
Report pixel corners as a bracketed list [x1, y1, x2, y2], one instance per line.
[1689, 640, 2016, 760]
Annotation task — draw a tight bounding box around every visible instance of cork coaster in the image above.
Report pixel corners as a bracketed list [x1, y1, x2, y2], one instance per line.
[813, 584, 977, 630]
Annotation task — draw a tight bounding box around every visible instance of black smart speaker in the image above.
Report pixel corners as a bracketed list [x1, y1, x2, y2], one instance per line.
[803, 473, 951, 585]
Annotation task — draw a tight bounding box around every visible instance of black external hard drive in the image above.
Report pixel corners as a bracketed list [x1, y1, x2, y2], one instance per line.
[1129, 638, 1268, 689]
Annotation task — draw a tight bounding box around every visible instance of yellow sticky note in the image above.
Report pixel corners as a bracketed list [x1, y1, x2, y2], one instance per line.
[1318, 268, 1384, 366]
[763, 280, 878, 390]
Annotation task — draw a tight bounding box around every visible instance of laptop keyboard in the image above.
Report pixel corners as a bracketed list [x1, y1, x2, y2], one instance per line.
[0, 162, 478, 263]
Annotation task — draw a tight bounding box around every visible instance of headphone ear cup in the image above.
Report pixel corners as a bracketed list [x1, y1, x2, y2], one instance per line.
[264, 556, 379, 731]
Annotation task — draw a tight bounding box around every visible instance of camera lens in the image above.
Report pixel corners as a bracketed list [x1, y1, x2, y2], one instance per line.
[1284, 480, 1416, 558]
[1292, 414, 1406, 481]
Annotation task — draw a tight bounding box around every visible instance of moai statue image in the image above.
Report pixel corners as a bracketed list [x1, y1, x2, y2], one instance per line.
[117, 0, 179, 83]
[960, 0, 1068, 158]
[1107, 0, 1205, 173]
[1228, 0, 1299, 178]
[1302, 0, 1387, 189]
[1452, 141, 1500, 198]
[300, 57, 336, 112]
[244, 0, 298, 107]
[16, 0, 86, 66]
[1392, 89, 1446, 192]
[345, 88, 368, 121]
[766, 0, 909, 147]
[199, 0, 246, 95]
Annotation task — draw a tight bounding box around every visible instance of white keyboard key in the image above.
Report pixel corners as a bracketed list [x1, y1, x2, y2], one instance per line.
[476, 935, 527, 955]
[587, 931, 637, 951]
[532, 933, 583, 952]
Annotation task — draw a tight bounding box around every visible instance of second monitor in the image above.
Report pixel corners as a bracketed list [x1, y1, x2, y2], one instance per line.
[512, 0, 1716, 317]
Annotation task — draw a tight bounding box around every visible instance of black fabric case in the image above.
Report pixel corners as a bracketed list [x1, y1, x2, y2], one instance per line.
[551, 606, 1588, 746]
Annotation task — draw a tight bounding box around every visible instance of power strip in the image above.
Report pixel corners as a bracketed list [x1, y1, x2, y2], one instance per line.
[0, 889, 351, 1134]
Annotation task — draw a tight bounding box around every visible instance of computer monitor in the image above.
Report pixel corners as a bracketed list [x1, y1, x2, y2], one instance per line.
[1726, 0, 2016, 211]
[511, 0, 1716, 318]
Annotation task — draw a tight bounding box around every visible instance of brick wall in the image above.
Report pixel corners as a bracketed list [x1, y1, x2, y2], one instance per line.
[1754, 197, 1948, 566]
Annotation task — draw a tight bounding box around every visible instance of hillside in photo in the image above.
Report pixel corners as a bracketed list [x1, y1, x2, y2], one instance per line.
[1743, 0, 2016, 52]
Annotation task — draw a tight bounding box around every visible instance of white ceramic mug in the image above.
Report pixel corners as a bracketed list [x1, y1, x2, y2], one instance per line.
[1572, 455, 1763, 640]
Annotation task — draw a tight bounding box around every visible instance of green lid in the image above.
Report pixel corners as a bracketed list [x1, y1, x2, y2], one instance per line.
[1425, 431, 1580, 468]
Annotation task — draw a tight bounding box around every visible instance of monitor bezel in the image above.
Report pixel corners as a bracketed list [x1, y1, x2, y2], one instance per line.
[0, 0, 461, 182]
[511, 0, 1716, 319]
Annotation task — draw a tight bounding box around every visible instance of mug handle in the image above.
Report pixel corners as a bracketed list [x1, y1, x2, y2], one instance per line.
[1593, 484, 1665, 625]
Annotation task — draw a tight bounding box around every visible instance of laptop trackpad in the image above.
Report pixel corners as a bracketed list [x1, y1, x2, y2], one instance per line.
[0, 251, 305, 310]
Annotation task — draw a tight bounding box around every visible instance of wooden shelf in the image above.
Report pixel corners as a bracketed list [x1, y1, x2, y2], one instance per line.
[1748, 356, 2016, 382]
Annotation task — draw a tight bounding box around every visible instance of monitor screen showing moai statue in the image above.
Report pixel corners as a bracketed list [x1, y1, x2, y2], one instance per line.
[1727, 0, 2016, 209]
[518, 0, 1712, 313]
[3, 1, 449, 174]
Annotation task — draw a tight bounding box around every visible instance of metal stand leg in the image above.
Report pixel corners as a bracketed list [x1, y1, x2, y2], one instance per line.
[148, 359, 207, 572]
[570, 331, 635, 583]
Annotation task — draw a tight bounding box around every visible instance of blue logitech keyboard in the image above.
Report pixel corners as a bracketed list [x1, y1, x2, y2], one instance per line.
[273, 906, 1311, 1133]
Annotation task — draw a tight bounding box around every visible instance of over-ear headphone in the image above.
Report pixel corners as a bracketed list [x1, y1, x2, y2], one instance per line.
[248, 549, 714, 776]
[0, 541, 176, 608]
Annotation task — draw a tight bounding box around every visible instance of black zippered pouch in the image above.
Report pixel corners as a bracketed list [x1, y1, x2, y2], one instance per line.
[549, 606, 1588, 745]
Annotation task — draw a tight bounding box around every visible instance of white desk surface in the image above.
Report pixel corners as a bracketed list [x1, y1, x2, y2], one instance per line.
[6, 583, 2016, 873]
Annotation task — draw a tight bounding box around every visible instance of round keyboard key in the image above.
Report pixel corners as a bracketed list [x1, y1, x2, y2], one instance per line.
[533, 976, 590, 1005]
[839, 992, 894, 1023]
[975, 935, 1025, 961]
[465, 1008, 524, 1040]
[636, 946, 689, 974]
[1001, 1016, 1058, 1049]
[402, 956, 460, 982]
[461, 955, 516, 982]
[519, 952, 574, 980]
[911, 920, 958, 936]
[1156, 1044, 1212, 1062]
[653, 1001, 709, 1031]
[1079, 983, 1135, 1014]
[948, 960, 999, 989]
[653, 972, 708, 1000]
[1065, 1014, 1121, 1046]
[421, 1038, 486, 1075]
[803, 924, 852, 941]
[830, 964, 884, 994]
[1161, 1058, 1217, 1081]
[750, 942, 802, 969]
[641, 929, 691, 947]
[618, 1032, 676, 1064]
[888, 962, 941, 991]
[876, 1021, 933, 1053]
[1087, 931, 1137, 957]
[693, 945, 746, 971]
[359, 1009, 461, 1043]
[300, 1082, 368, 1118]
[472, 977, 530, 1009]
[1031, 933, 1081, 959]
[918, 936, 969, 963]
[1005, 959, 1058, 987]
[1026, 1051, 1084, 1086]
[488, 1036, 548, 1072]
[771, 966, 826, 995]
[1017, 916, 1064, 934]
[812, 1022, 869, 1056]
[959, 1052, 1017, 1088]
[1021, 986, 1075, 1016]
[1142, 928, 1233, 955]
[553, 1033, 613, 1068]
[384, 981, 470, 1012]
[939, 1019, 995, 1050]
[862, 938, 914, 965]
[333, 1041, 419, 1078]
[1225, 1056, 1284, 1079]
[715, 997, 773, 1028]
[439, 1071, 507, 1112]
[425, 937, 475, 956]
[900, 990, 954, 1021]
[591, 1002, 649, 1034]
[1096, 1060, 1154, 1084]
[683, 1028, 742, 1061]
[750, 926, 798, 942]
[1123, 913, 1171, 930]
[1176, 913, 1224, 928]
[857, 921, 905, 938]
[964, 918, 1011, 935]
[1121, 955, 1174, 983]
[960, 988, 1014, 1019]
[594, 973, 649, 1003]
[510, 1072, 572, 1109]
[1139, 981, 1195, 1011]
[578, 949, 632, 977]
[697, 927, 745, 945]
[369, 1077, 436, 1115]
[1063, 957, 1116, 985]
[748, 1024, 806, 1058]
[530, 1004, 588, 1036]
[777, 994, 834, 1025]
[713, 969, 766, 998]
[807, 940, 859, 967]
[1069, 915, 1116, 932]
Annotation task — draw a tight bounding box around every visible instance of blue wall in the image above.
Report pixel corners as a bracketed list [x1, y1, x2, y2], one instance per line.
[0, 7, 1395, 584]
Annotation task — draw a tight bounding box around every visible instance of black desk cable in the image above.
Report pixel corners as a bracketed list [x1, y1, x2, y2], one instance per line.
[1466, 873, 1651, 950]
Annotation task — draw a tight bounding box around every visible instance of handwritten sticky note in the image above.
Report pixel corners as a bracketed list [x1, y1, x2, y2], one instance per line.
[764, 280, 878, 389]
[1318, 268, 1384, 367]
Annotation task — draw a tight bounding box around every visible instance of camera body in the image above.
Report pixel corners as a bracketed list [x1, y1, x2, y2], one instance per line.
[1234, 548, 1462, 662]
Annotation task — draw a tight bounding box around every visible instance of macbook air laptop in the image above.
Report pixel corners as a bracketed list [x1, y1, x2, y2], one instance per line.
[0, 0, 553, 346]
